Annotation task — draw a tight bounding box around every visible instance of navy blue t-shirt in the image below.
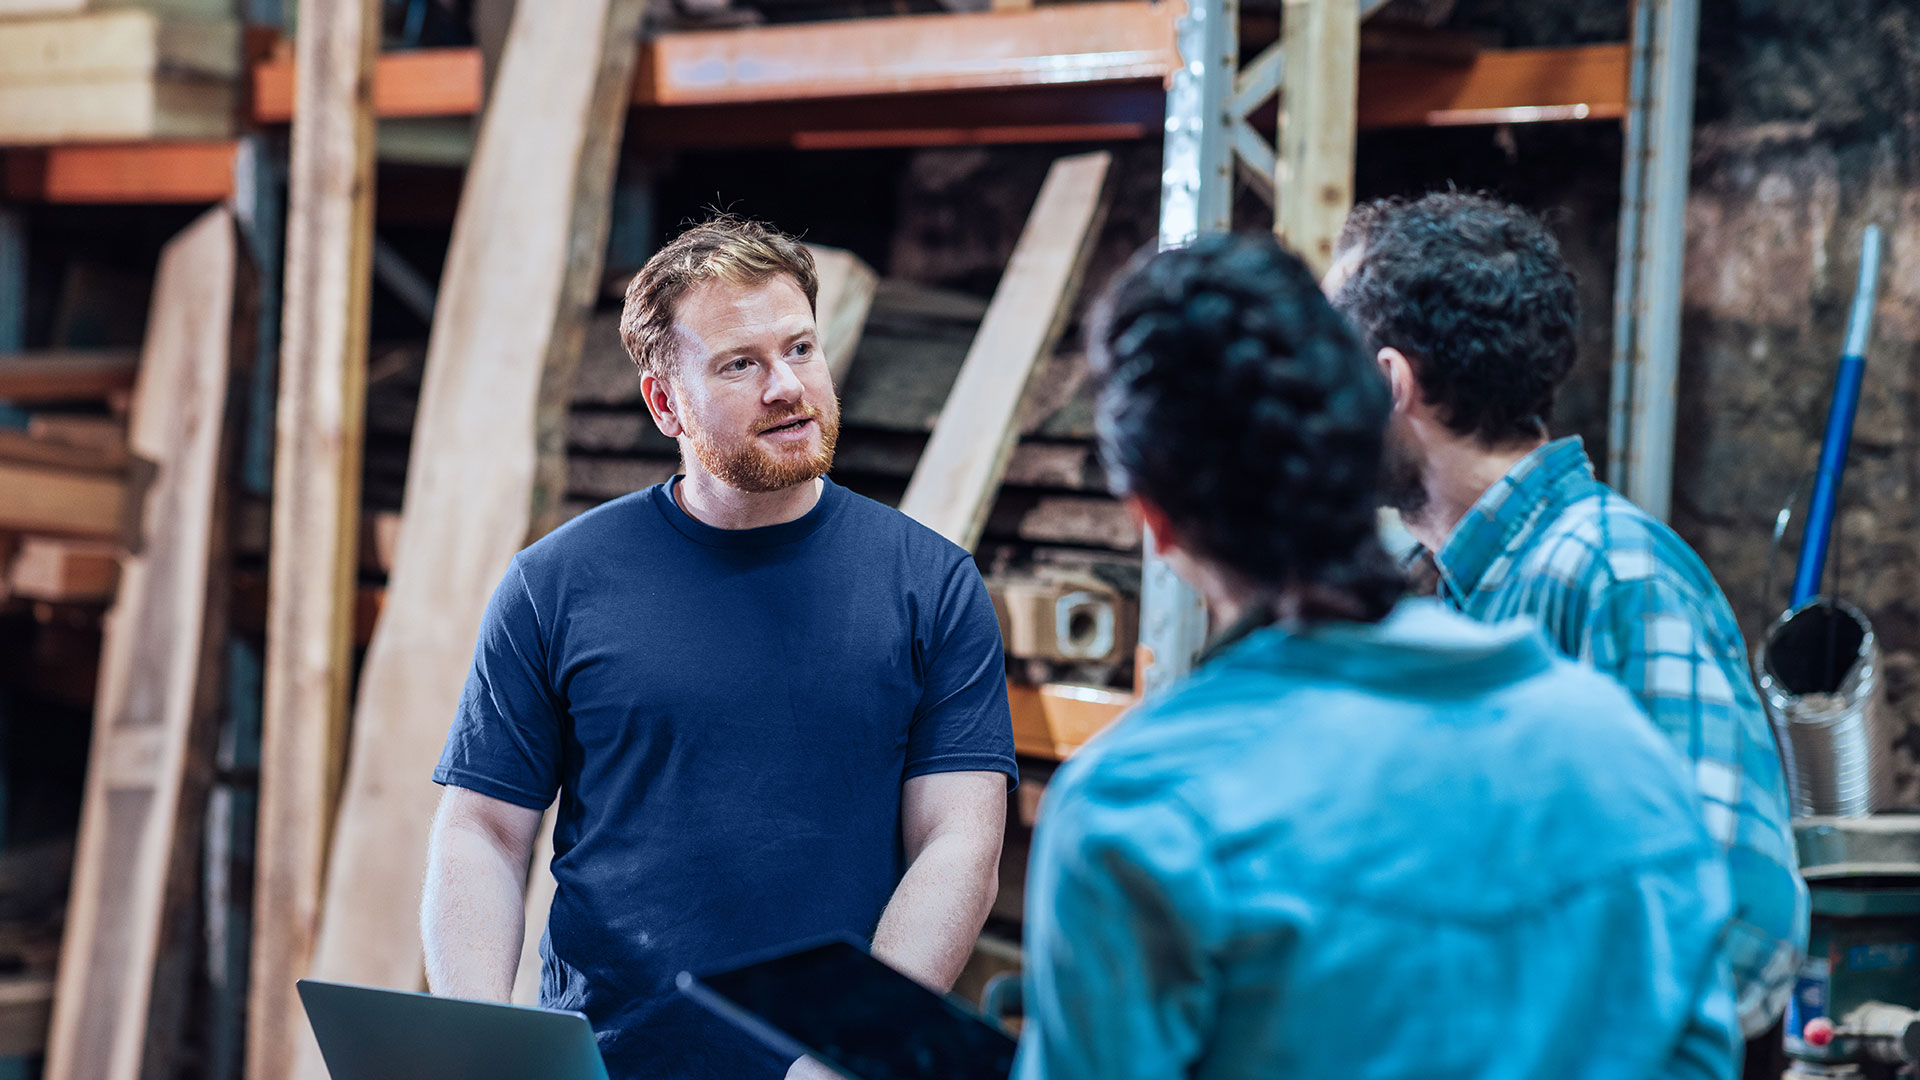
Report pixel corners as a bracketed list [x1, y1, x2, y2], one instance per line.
[432, 477, 1017, 1080]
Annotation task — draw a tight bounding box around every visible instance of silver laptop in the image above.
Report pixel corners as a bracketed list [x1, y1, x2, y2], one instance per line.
[297, 979, 609, 1080]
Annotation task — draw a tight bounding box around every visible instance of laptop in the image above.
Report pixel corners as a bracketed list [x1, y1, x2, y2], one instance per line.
[297, 979, 609, 1080]
[677, 935, 1017, 1080]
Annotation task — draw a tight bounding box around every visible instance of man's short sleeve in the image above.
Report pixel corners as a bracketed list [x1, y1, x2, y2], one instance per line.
[905, 558, 1016, 787]
[432, 557, 564, 810]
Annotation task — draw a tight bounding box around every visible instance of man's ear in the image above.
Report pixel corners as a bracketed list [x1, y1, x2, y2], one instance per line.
[1376, 346, 1419, 415]
[641, 370, 685, 439]
[1124, 493, 1185, 562]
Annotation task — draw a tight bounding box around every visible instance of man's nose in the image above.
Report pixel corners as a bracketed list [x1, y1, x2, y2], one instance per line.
[765, 359, 804, 403]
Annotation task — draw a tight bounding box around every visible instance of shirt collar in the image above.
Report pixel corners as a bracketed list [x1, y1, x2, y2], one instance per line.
[1432, 436, 1597, 601]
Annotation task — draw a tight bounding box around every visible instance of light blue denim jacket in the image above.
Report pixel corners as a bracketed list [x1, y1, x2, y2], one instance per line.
[1016, 601, 1740, 1080]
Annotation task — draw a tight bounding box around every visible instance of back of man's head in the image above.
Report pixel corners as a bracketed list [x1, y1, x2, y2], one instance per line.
[1329, 192, 1578, 447]
[1091, 231, 1400, 620]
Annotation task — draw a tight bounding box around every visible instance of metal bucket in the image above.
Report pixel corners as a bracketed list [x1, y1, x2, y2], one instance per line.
[1756, 598, 1893, 818]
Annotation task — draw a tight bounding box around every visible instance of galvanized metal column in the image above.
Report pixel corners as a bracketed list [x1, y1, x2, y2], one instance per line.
[1138, 0, 1237, 695]
[1607, 0, 1700, 520]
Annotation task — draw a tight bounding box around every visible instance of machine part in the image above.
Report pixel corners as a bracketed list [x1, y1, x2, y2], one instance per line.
[1797, 816, 1920, 882]
[989, 571, 1135, 665]
[1757, 599, 1891, 817]
[1785, 864, 1920, 1071]
[1792, 226, 1885, 606]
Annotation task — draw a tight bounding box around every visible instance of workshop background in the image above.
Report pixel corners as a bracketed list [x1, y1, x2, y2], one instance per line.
[0, 0, 1915, 1078]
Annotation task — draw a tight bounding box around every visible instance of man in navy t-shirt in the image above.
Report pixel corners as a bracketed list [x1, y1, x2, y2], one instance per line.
[421, 216, 1017, 1080]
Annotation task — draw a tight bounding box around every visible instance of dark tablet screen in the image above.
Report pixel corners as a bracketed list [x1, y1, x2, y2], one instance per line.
[678, 936, 1016, 1080]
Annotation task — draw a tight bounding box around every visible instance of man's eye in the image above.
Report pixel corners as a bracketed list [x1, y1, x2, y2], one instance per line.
[792, 342, 813, 359]
[727, 357, 753, 372]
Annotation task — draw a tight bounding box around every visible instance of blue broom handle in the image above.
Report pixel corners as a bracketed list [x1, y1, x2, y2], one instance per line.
[1792, 225, 1883, 607]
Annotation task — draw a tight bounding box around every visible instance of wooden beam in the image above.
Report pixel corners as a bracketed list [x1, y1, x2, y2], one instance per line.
[7, 537, 120, 603]
[0, 461, 124, 538]
[805, 244, 877, 385]
[28, 414, 127, 455]
[899, 151, 1109, 549]
[0, 11, 242, 84]
[0, 427, 130, 473]
[1007, 682, 1129, 761]
[1, 142, 236, 204]
[294, 3, 644, 1072]
[0, 79, 233, 146]
[0, 975, 53, 1060]
[45, 205, 237, 1080]
[249, 0, 380, 1076]
[1357, 42, 1629, 129]
[1275, 0, 1358, 274]
[252, 46, 483, 123]
[634, 2, 1178, 105]
[0, 350, 139, 402]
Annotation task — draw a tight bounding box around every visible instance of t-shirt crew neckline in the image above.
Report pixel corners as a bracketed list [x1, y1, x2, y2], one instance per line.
[650, 474, 848, 549]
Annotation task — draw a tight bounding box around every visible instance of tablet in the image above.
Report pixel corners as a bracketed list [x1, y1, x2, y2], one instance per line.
[676, 935, 1017, 1080]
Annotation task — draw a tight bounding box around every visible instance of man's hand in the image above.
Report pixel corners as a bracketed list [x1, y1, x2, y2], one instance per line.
[869, 771, 1007, 990]
[421, 786, 544, 1001]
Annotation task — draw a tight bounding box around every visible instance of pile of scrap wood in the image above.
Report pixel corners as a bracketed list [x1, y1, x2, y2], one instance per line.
[0, 352, 137, 612]
[0, 0, 240, 145]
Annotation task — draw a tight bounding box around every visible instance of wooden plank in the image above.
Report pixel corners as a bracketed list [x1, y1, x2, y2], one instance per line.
[45, 205, 237, 1080]
[252, 47, 483, 123]
[1, 142, 236, 204]
[0, 78, 233, 146]
[0, 350, 139, 402]
[28, 414, 127, 454]
[804, 243, 876, 385]
[248, 0, 380, 1076]
[295, 3, 644, 1073]
[1275, 0, 1358, 274]
[1357, 43, 1629, 129]
[7, 537, 120, 603]
[0, 11, 241, 84]
[899, 151, 1109, 549]
[0, 426, 130, 473]
[0, 0, 231, 15]
[1007, 681, 1130, 761]
[0, 975, 54, 1059]
[633, 3, 1178, 105]
[0, 460, 125, 537]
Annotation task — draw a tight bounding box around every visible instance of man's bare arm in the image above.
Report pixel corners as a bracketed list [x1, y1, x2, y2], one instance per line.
[421, 786, 544, 1001]
[869, 771, 1007, 990]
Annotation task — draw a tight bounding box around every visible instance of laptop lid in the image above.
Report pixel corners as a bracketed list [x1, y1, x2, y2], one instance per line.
[676, 935, 1016, 1080]
[297, 979, 609, 1080]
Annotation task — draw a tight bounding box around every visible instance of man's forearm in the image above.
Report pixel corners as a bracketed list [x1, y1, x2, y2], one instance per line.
[422, 821, 530, 1001]
[870, 831, 1001, 990]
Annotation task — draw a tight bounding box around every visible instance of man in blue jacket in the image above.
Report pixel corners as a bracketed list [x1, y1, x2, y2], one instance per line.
[1016, 233, 1740, 1078]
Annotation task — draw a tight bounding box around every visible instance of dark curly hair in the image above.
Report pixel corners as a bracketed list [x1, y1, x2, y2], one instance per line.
[1091, 232, 1402, 623]
[1330, 192, 1578, 445]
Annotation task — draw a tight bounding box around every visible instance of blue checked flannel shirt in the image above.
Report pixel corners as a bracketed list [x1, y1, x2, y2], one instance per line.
[1426, 436, 1807, 1038]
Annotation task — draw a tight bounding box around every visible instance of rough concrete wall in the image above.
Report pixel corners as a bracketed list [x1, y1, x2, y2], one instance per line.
[1672, 1, 1920, 803]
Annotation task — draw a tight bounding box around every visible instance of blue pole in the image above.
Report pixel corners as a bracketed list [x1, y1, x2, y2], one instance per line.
[1792, 225, 1883, 606]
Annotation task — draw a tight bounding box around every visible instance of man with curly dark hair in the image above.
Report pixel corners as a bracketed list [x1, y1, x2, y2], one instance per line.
[1328, 191, 1807, 1041]
[1014, 231, 1739, 1079]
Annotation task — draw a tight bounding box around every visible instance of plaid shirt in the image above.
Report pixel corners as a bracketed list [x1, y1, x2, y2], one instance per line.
[1428, 436, 1807, 1038]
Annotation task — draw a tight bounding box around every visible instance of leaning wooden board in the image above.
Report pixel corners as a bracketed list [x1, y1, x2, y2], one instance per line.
[293, 2, 645, 1075]
[44, 206, 238, 1080]
[805, 243, 877, 385]
[897, 152, 1111, 550]
[248, 0, 381, 1077]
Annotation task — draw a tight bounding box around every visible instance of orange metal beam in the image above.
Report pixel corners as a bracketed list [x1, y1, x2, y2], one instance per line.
[2, 142, 238, 204]
[633, 2, 1180, 107]
[252, 46, 482, 123]
[1357, 42, 1628, 129]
